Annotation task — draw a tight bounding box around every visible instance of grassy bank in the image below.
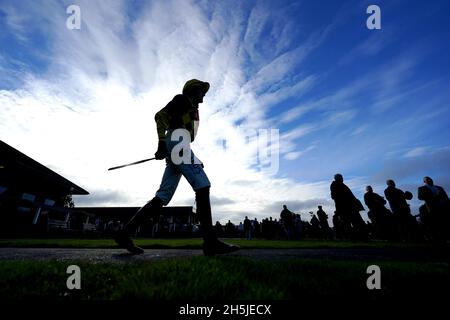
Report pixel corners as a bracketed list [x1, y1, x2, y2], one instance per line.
[1, 256, 448, 300]
[0, 238, 433, 249]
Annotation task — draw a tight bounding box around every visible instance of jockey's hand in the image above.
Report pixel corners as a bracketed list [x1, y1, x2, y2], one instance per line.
[154, 141, 168, 160]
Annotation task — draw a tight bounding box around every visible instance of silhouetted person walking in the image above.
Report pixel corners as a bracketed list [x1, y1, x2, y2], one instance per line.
[309, 214, 321, 238]
[384, 179, 417, 241]
[330, 174, 367, 240]
[364, 186, 393, 240]
[280, 205, 294, 239]
[114, 79, 239, 255]
[244, 216, 252, 240]
[332, 211, 344, 239]
[418, 176, 450, 242]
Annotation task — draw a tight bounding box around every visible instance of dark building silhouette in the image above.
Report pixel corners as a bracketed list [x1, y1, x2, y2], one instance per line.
[0, 140, 89, 234]
[75, 206, 196, 237]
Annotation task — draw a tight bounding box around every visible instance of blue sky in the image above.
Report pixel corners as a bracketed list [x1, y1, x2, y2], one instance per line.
[1, 0, 449, 224]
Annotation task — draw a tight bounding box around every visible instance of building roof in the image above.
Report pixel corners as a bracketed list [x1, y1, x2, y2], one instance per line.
[75, 206, 193, 215]
[0, 140, 89, 195]
[74, 206, 194, 220]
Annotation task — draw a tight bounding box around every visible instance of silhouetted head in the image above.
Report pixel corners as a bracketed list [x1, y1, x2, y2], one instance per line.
[283, 205, 287, 209]
[423, 176, 434, 186]
[386, 179, 395, 187]
[183, 79, 210, 105]
[404, 191, 413, 200]
[366, 185, 373, 193]
[318, 205, 322, 209]
[334, 173, 344, 183]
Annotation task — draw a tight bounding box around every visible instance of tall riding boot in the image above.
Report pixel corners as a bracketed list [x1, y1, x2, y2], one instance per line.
[125, 197, 163, 234]
[195, 187, 240, 256]
[113, 197, 163, 254]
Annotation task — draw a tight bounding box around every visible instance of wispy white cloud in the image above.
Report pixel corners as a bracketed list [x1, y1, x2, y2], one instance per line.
[0, 4, 31, 42]
[284, 145, 316, 161]
[275, 77, 368, 126]
[351, 125, 369, 136]
[277, 103, 312, 124]
[258, 75, 318, 109]
[404, 147, 428, 158]
[338, 30, 394, 66]
[323, 109, 357, 125]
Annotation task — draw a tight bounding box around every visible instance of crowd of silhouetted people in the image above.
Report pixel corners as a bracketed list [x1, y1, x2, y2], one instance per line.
[93, 174, 449, 244]
[223, 175, 449, 244]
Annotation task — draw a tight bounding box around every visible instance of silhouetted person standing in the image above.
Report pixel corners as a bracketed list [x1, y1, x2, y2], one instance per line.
[214, 221, 223, 237]
[114, 79, 239, 255]
[418, 176, 450, 242]
[332, 211, 344, 239]
[280, 205, 294, 240]
[384, 179, 417, 241]
[309, 214, 321, 238]
[364, 186, 393, 240]
[316, 206, 332, 239]
[243, 216, 252, 240]
[252, 218, 260, 238]
[225, 220, 236, 237]
[330, 174, 367, 240]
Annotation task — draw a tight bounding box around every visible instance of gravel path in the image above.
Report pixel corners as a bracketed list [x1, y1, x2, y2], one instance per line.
[0, 247, 449, 263]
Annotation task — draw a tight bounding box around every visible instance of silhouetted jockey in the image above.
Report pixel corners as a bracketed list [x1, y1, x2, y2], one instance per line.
[330, 174, 367, 240]
[364, 186, 393, 240]
[384, 179, 417, 241]
[418, 176, 450, 242]
[316, 206, 332, 239]
[113, 79, 239, 255]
